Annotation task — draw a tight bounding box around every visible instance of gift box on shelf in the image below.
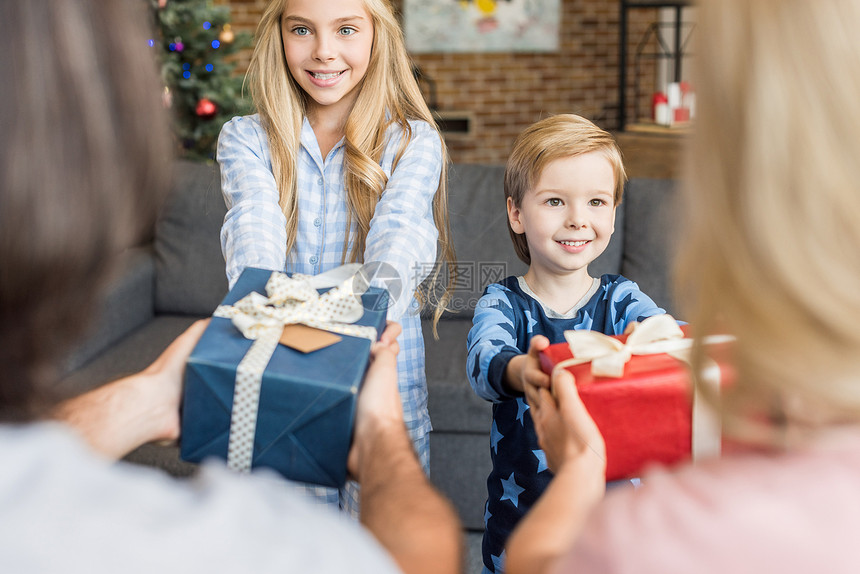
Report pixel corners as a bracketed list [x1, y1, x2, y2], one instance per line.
[539, 315, 733, 481]
[180, 265, 388, 488]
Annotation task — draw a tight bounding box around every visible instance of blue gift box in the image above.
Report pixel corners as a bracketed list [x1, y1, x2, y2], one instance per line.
[180, 267, 388, 487]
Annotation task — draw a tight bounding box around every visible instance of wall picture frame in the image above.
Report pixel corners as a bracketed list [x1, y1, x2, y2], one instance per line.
[404, 0, 560, 53]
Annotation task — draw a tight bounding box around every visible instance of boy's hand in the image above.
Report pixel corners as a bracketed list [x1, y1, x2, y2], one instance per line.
[505, 335, 551, 393]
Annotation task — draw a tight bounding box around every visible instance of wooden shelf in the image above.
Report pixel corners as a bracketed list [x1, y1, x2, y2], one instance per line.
[618, 0, 693, 131]
[624, 121, 692, 136]
[614, 128, 688, 179]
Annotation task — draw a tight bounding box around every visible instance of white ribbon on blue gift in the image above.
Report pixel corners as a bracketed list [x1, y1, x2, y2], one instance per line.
[212, 264, 378, 474]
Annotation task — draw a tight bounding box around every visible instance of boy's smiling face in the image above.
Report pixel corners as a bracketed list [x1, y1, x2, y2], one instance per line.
[507, 151, 617, 281]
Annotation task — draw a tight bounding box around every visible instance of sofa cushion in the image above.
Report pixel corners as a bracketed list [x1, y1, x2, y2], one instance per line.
[60, 315, 199, 397]
[423, 320, 491, 432]
[444, 164, 526, 318]
[61, 246, 156, 376]
[154, 160, 229, 316]
[429, 432, 493, 530]
[620, 178, 681, 316]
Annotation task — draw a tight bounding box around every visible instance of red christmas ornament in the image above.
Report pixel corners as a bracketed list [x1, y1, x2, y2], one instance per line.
[195, 98, 217, 120]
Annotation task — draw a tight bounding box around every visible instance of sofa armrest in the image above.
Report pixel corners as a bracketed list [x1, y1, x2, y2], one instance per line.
[61, 245, 156, 374]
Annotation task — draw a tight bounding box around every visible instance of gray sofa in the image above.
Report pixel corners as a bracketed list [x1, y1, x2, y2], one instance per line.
[62, 159, 680, 535]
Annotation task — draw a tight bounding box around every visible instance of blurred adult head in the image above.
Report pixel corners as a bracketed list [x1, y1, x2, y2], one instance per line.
[678, 0, 860, 441]
[0, 0, 172, 420]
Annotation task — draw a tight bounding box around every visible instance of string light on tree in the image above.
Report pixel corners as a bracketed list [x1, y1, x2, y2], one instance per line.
[149, 0, 251, 159]
[220, 24, 235, 44]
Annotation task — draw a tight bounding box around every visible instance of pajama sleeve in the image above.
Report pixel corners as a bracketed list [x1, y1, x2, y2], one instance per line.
[466, 284, 523, 403]
[363, 120, 443, 322]
[217, 116, 288, 289]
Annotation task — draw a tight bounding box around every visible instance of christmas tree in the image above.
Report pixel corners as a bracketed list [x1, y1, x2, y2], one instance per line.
[150, 0, 252, 160]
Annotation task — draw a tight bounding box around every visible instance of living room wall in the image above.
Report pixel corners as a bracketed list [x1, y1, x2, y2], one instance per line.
[215, 0, 659, 164]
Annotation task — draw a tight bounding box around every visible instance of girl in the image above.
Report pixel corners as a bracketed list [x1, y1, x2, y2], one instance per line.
[505, 0, 860, 572]
[216, 0, 455, 512]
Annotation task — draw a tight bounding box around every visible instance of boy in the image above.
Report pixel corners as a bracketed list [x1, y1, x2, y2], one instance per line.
[466, 114, 666, 574]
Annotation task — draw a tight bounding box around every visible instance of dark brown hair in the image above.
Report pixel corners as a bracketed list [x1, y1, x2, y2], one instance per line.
[0, 0, 172, 421]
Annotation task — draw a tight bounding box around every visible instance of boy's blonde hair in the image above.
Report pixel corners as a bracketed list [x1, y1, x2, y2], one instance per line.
[245, 0, 455, 325]
[504, 114, 626, 265]
[677, 0, 860, 443]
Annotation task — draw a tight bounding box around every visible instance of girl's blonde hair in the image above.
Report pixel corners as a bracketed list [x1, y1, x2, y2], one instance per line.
[677, 0, 860, 443]
[504, 114, 626, 265]
[246, 0, 455, 326]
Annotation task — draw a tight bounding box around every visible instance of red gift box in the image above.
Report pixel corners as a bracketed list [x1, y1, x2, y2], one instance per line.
[539, 317, 732, 481]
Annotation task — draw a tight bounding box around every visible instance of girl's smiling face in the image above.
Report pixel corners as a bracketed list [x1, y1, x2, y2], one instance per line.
[281, 0, 373, 123]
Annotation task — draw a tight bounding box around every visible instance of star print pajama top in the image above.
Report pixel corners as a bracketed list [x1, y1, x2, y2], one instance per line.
[466, 274, 666, 573]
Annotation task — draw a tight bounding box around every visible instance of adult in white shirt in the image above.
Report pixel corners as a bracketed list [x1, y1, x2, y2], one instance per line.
[0, 2, 461, 573]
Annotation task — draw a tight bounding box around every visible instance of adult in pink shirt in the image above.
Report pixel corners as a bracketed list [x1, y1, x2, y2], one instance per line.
[506, 1, 860, 573]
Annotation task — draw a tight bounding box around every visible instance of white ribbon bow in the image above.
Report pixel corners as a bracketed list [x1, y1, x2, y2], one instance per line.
[558, 313, 733, 461]
[213, 264, 378, 342]
[213, 265, 378, 474]
[560, 314, 688, 378]
[560, 315, 735, 378]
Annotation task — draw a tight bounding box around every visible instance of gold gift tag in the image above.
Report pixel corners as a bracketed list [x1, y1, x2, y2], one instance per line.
[279, 324, 342, 353]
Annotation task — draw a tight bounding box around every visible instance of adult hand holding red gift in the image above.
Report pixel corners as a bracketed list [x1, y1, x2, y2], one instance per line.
[525, 368, 606, 480]
[510, 369, 607, 574]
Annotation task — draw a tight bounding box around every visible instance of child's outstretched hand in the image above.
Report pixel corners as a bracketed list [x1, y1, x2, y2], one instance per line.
[505, 335, 551, 392]
[378, 320, 401, 356]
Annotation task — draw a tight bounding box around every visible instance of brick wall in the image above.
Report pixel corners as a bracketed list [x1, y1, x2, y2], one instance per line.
[215, 0, 661, 164]
[214, 0, 268, 47]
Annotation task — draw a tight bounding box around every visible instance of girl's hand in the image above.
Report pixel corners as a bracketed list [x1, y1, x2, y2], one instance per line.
[506, 335, 551, 393]
[524, 367, 606, 476]
[378, 320, 402, 356]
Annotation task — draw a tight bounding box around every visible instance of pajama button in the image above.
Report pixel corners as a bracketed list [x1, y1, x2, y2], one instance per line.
[317, 177, 323, 186]
[309, 255, 318, 264]
[313, 217, 321, 227]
